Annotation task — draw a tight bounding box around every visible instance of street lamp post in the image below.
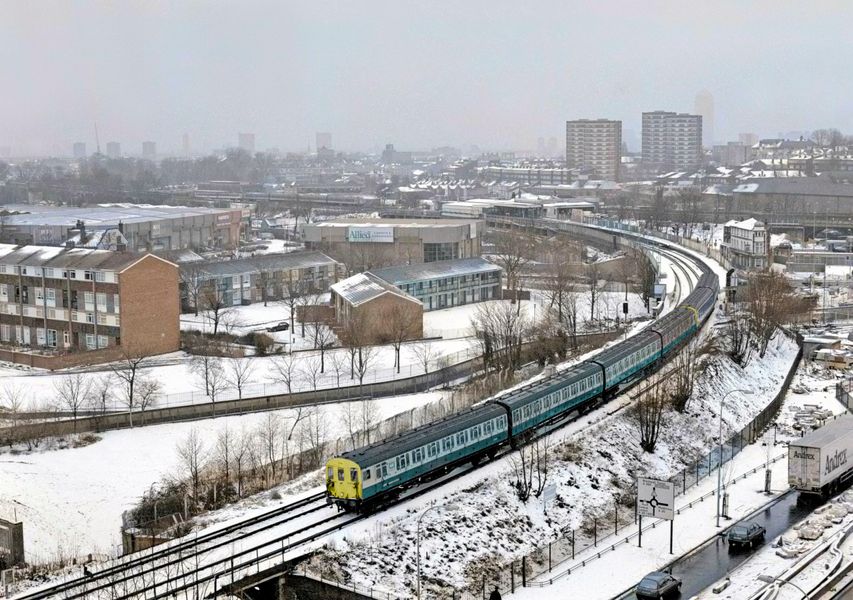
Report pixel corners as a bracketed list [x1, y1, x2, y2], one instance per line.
[717, 388, 753, 528]
[417, 503, 456, 599]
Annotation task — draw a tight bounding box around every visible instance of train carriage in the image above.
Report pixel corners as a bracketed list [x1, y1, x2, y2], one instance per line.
[589, 331, 662, 391]
[327, 404, 508, 510]
[494, 362, 603, 437]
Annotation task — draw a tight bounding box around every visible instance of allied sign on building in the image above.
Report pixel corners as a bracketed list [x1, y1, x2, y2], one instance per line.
[347, 227, 394, 243]
[637, 477, 675, 521]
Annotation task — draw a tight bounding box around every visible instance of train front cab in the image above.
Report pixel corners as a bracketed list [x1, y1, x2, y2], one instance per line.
[326, 457, 362, 508]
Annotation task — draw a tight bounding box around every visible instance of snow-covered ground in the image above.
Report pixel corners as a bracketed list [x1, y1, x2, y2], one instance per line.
[0, 390, 449, 563]
[293, 330, 800, 597]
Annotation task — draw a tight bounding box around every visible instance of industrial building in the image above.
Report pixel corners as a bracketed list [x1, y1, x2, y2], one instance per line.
[302, 218, 484, 272]
[368, 257, 502, 311]
[0, 244, 179, 362]
[0, 204, 243, 251]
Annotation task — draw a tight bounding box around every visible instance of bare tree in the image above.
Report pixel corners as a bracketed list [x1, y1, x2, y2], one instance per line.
[471, 300, 528, 372]
[726, 308, 754, 367]
[135, 376, 161, 423]
[411, 340, 436, 374]
[669, 336, 719, 412]
[176, 429, 206, 500]
[309, 321, 336, 373]
[382, 303, 420, 373]
[509, 435, 551, 502]
[491, 231, 534, 305]
[359, 399, 381, 445]
[180, 265, 205, 316]
[271, 353, 298, 395]
[206, 361, 229, 408]
[54, 373, 92, 429]
[354, 343, 378, 387]
[226, 357, 256, 400]
[258, 412, 282, 484]
[630, 380, 669, 453]
[110, 349, 151, 427]
[87, 374, 114, 416]
[585, 261, 604, 323]
[329, 351, 348, 386]
[282, 276, 306, 335]
[191, 354, 219, 398]
[201, 285, 233, 335]
[299, 355, 323, 391]
[746, 271, 814, 358]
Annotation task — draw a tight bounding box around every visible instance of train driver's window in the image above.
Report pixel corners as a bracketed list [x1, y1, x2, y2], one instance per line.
[327, 467, 333, 479]
[350, 468, 358, 481]
[337, 468, 344, 481]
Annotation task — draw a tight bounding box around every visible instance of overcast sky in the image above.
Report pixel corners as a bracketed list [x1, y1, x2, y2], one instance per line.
[2, 1, 852, 156]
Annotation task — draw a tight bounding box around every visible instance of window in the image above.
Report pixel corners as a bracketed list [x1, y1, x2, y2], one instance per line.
[337, 468, 344, 481]
[327, 467, 333, 479]
[364, 469, 371, 481]
[350, 468, 358, 482]
[86, 313, 95, 324]
[114, 294, 120, 311]
[97, 335, 108, 348]
[67, 270, 76, 279]
[84, 271, 93, 280]
[46, 288, 55, 303]
[85, 334, 97, 349]
[96, 293, 107, 308]
[484, 421, 492, 435]
[380, 463, 388, 477]
[44, 268, 55, 278]
[95, 271, 106, 283]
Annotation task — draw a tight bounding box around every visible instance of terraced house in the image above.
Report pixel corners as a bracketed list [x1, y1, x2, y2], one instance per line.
[0, 245, 179, 362]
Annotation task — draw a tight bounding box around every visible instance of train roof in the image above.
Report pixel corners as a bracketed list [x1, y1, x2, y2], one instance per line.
[341, 402, 506, 467]
[589, 330, 660, 368]
[491, 362, 600, 410]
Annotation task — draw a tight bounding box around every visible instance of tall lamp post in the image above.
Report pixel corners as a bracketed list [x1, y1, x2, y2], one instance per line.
[417, 503, 456, 599]
[716, 388, 753, 527]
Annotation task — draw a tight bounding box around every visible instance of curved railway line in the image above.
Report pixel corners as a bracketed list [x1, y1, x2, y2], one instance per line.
[12, 219, 720, 600]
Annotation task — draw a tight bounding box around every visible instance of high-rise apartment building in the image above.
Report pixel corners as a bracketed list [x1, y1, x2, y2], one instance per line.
[106, 142, 121, 159]
[238, 132, 255, 154]
[316, 132, 332, 151]
[565, 119, 622, 181]
[73, 142, 87, 159]
[142, 141, 156, 160]
[642, 111, 703, 172]
[695, 90, 714, 147]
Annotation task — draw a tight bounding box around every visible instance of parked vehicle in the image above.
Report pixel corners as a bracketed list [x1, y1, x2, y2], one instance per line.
[266, 321, 290, 332]
[635, 571, 681, 599]
[727, 522, 766, 548]
[788, 415, 853, 497]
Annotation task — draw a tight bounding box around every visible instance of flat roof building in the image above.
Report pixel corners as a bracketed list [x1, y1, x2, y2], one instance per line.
[302, 218, 484, 272]
[566, 119, 622, 181]
[642, 111, 703, 172]
[179, 251, 340, 310]
[368, 257, 502, 311]
[0, 204, 242, 252]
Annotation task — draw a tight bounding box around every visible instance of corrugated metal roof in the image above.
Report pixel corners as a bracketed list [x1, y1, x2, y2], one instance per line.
[330, 272, 418, 306]
[368, 257, 501, 285]
[0, 203, 234, 226]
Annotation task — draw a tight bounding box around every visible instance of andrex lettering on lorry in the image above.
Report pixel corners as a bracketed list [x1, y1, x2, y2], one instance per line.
[788, 416, 853, 497]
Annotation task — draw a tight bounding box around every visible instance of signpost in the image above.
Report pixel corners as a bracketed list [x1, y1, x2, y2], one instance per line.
[637, 477, 676, 553]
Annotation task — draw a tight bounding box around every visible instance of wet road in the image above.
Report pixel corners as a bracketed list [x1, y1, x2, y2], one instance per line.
[617, 491, 820, 599]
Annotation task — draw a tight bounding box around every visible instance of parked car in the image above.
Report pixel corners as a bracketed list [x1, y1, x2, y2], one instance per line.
[266, 321, 290, 333]
[635, 571, 681, 599]
[727, 522, 766, 549]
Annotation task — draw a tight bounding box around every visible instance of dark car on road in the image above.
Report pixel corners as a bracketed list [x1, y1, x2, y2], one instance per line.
[635, 571, 681, 599]
[266, 321, 290, 332]
[727, 522, 766, 549]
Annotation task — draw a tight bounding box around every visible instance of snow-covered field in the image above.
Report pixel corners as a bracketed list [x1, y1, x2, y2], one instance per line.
[0, 390, 449, 562]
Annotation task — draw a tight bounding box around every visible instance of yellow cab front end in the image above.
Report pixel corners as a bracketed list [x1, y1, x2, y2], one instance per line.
[325, 457, 362, 509]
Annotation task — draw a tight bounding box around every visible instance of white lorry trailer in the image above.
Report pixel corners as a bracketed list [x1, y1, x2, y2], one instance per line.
[788, 415, 853, 497]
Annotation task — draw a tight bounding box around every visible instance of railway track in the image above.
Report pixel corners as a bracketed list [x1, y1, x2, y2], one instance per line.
[13, 219, 717, 600]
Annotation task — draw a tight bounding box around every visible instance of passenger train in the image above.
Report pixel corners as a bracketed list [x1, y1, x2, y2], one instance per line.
[326, 224, 719, 511]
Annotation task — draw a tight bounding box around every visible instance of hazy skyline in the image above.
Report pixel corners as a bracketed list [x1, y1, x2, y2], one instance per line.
[2, 1, 852, 156]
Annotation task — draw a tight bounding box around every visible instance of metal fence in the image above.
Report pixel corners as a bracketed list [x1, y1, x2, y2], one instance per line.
[443, 333, 803, 598]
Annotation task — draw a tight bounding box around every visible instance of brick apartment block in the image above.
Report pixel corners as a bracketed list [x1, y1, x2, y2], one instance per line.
[0, 245, 179, 360]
